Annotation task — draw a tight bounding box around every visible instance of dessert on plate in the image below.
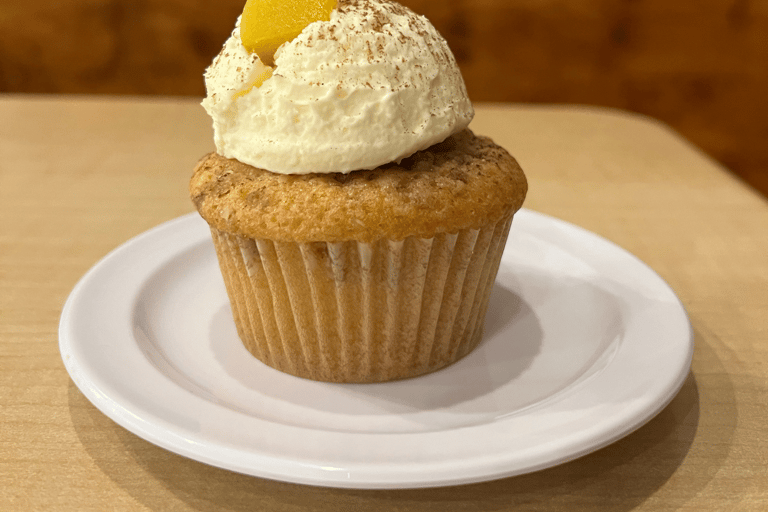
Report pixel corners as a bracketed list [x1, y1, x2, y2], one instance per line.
[190, 0, 527, 383]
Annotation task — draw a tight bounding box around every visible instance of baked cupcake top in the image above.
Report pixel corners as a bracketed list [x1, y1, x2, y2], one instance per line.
[190, 129, 527, 243]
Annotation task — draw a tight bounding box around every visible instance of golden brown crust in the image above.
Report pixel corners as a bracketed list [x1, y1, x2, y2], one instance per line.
[190, 129, 527, 242]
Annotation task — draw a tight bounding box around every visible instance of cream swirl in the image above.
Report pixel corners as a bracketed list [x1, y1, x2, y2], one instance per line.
[202, 0, 473, 174]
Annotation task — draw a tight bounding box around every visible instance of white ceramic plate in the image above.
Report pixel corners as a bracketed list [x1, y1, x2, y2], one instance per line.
[59, 210, 693, 489]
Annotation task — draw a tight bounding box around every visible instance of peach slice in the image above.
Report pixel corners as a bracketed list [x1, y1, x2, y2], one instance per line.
[240, 0, 337, 65]
[232, 62, 274, 99]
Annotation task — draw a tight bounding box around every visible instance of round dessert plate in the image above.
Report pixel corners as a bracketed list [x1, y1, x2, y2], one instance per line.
[59, 210, 693, 489]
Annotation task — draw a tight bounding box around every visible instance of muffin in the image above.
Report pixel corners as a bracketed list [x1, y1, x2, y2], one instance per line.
[192, 0, 527, 382]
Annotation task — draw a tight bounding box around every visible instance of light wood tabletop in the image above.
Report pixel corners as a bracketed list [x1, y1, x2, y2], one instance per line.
[2, 95, 766, 511]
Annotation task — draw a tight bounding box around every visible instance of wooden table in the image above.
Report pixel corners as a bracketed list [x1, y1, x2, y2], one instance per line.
[2, 95, 766, 511]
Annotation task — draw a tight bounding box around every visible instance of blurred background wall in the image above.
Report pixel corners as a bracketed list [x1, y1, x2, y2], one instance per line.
[1, 0, 766, 197]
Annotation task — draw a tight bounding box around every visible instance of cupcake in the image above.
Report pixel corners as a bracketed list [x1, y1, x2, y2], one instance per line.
[191, 0, 527, 383]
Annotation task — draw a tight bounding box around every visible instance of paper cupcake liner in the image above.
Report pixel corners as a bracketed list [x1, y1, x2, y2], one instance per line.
[209, 214, 515, 383]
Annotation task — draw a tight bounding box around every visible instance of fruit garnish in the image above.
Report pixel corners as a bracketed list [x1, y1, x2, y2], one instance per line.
[240, 0, 337, 66]
[232, 61, 274, 99]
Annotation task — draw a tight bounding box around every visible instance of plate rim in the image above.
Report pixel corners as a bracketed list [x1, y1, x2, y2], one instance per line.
[59, 209, 694, 489]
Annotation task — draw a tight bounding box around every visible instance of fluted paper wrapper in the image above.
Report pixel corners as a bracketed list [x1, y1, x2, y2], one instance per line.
[209, 214, 515, 383]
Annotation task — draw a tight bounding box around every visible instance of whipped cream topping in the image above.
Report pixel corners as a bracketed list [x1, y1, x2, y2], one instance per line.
[202, 0, 474, 174]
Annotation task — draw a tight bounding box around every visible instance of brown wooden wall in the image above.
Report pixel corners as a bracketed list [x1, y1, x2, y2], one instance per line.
[1, 0, 767, 197]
